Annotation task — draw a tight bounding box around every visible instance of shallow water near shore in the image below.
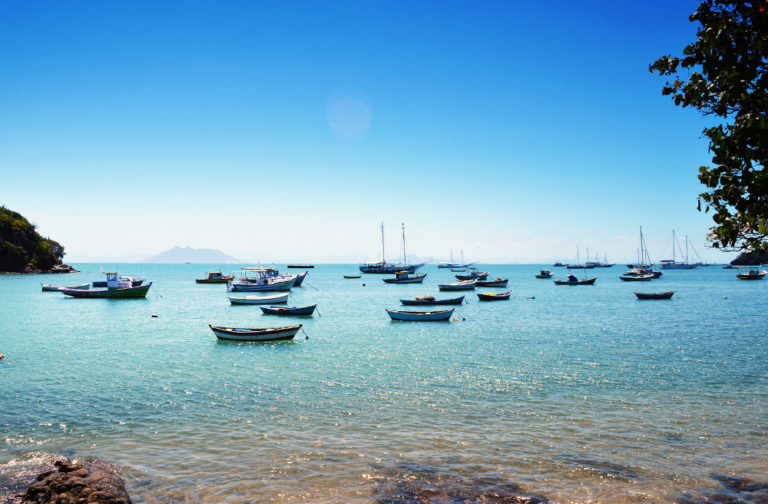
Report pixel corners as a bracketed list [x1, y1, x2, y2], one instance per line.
[1, 263, 767, 503]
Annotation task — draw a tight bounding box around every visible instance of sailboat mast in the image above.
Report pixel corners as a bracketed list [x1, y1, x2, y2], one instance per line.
[381, 222, 385, 265]
[686, 235, 688, 264]
[402, 223, 407, 265]
[673, 230, 676, 263]
[577, 246, 580, 265]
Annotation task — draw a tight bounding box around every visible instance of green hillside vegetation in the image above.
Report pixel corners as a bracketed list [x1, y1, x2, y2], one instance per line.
[0, 206, 65, 272]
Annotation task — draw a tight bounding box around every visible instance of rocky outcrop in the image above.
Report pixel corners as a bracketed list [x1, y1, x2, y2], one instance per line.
[16, 459, 131, 504]
[731, 250, 768, 265]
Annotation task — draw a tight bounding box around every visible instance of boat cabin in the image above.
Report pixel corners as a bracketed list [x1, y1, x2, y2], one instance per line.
[104, 271, 131, 289]
[394, 271, 411, 280]
[205, 271, 226, 280]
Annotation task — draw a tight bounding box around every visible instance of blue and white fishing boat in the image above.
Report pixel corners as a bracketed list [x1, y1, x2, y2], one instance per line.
[227, 265, 297, 292]
[438, 280, 477, 291]
[386, 308, 454, 321]
[360, 223, 427, 274]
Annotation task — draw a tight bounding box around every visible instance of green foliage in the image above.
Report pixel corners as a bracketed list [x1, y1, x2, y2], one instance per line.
[649, 0, 768, 251]
[0, 206, 66, 272]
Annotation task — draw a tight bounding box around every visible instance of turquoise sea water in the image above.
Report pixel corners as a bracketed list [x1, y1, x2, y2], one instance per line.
[1, 264, 767, 503]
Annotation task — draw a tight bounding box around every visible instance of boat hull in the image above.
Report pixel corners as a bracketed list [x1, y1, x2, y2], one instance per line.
[344, 275, 361, 279]
[620, 275, 653, 281]
[287, 265, 314, 268]
[736, 273, 767, 280]
[196, 276, 234, 284]
[400, 296, 465, 306]
[260, 304, 317, 316]
[228, 293, 290, 305]
[382, 273, 427, 284]
[438, 281, 477, 291]
[293, 271, 308, 287]
[60, 283, 152, 298]
[534, 275, 552, 279]
[475, 279, 508, 287]
[477, 291, 511, 301]
[209, 324, 302, 342]
[386, 309, 454, 321]
[42, 283, 90, 292]
[634, 291, 675, 300]
[554, 278, 597, 285]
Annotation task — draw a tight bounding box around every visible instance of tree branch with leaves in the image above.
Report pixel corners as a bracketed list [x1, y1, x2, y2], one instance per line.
[650, 0, 768, 251]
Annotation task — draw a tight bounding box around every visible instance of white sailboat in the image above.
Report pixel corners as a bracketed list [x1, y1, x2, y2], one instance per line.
[437, 249, 474, 269]
[359, 223, 428, 274]
[660, 231, 698, 269]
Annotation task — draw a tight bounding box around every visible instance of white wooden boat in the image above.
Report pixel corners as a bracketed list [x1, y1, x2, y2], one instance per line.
[386, 308, 454, 321]
[228, 292, 290, 305]
[209, 324, 302, 342]
[42, 283, 90, 292]
[438, 280, 477, 291]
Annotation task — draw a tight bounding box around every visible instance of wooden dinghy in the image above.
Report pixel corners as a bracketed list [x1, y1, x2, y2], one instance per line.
[344, 275, 361, 279]
[477, 291, 511, 301]
[42, 283, 90, 292]
[634, 291, 675, 300]
[438, 280, 477, 291]
[260, 304, 317, 316]
[476, 277, 508, 287]
[386, 308, 454, 321]
[620, 274, 654, 281]
[400, 295, 465, 306]
[60, 282, 152, 298]
[209, 323, 302, 342]
[382, 271, 427, 284]
[228, 292, 290, 305]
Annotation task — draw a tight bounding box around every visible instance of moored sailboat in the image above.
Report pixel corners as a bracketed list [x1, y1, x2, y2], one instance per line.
[360, 223, 428, 274]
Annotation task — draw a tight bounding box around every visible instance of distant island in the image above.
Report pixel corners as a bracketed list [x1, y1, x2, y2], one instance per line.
[0, 206, 76, 274]
[731, 250, 768, 266]
[141, 246, 242, 264]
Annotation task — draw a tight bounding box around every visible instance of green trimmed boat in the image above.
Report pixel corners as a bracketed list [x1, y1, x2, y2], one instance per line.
[60, 272, 152, 298]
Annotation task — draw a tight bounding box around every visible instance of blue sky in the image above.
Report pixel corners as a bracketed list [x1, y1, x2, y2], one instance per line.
[0, 1, 735, 263]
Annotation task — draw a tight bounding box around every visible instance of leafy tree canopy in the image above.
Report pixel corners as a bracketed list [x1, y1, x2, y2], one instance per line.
[650, 0, 768, 251]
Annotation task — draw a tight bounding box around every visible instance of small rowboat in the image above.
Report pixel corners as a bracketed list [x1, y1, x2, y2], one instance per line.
[42, 283, 90, 292]
[196, 271, 235, 284]
[228, 292, 290, 305]
[60, 282, 152, 298]
[450, 268, 467, 272]
[400, 295, 465, 306]
[344, 275, 361, 279]
[634, 291, 675, 300]
[209, 324, 302, 342]
[554, 276, 596, 285]
[260, 304, 317, 316]
[476, 277, 508, 287]
[620, 274, 654, 281]
[477, 291, 511, 301]
[386, 308, 454, 321]
[383, 271, 427, 284]
[535, 269, 553, 279]
[439, 280, 477, 291]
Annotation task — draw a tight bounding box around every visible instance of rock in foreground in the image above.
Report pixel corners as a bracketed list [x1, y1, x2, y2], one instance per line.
[19, 459, 131, 504]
